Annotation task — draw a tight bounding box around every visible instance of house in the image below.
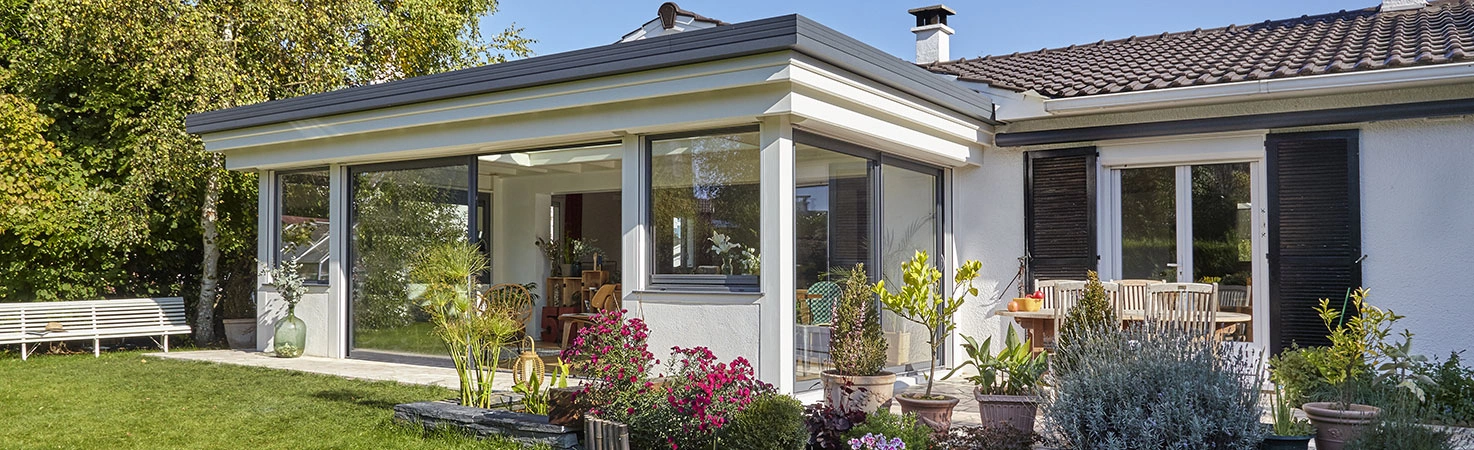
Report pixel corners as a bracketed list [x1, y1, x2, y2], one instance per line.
[186, 0, 1474, 394]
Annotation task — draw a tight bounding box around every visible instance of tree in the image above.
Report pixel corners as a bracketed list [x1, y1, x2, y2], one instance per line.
[0, 0, 531, 344]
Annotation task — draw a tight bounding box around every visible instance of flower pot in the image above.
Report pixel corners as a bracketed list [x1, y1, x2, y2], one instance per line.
[1301, 402, 1381, 450]
[975, 390, 1039, 433]
[1260, 434, 1313, 450]
[547, 386, 583, 427]
[895, 394, 959, 433]
[273, 308, 307, 358]
[221, 318, 257, 350]
[820, 370, 896, 414]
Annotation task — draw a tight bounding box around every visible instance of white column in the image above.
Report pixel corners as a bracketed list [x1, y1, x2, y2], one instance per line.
[255, 170, 275, 352]
[327, 164, 348, 358]
[759, 116, 796, 392]
[620, 134, 648, 299]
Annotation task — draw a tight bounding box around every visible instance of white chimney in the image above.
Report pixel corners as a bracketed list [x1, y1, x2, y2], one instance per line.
[1382, 0, 1429, 11]
[910, 5, 956, 64]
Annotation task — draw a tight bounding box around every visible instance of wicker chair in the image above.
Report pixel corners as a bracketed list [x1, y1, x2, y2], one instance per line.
[480, 283, 536, 333]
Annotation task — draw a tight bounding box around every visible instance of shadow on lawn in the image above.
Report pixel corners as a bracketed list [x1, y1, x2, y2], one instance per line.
[312, 389, 406, 410]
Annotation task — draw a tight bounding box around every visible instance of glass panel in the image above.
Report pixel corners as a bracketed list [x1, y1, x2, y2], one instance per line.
[1191, 163, 1254, 341]
[794, 144, 872, 384]
[350, 163, 469, 356]
[650, 132, 762, 279]
[279, 170, 331, 284]
[880, 164, 938, 369]
[1120, 167, 1177, 280]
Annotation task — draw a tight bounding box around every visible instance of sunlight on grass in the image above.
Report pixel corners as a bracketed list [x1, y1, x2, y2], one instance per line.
[354, 322, 447, 355]
[0, 350, 539, 449]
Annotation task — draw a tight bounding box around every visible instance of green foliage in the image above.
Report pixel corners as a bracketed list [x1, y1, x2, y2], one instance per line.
[1043, 322, 1266, 450]
[1270, 384, 1315, 436]
[933, 424, 1042, 450]
[1311, 288, 1435, 408]
[829, 264, 887, 376]
[1418, 352, 1474, 426]
[945, 325, 1048, 396]
[353, 173, 468, 329]
[873, 250, 982, 397]
[1057, 271, 1116, 354]
[843, 409, 932, 450]
[720, 393, 807, 450]
[411, 240, 518, 408]
[514, 358, 570, 416]
[1268, 344, 1337, 407]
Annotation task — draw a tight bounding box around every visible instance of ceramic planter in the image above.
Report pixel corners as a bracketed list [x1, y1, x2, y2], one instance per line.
[1301, 402, 1381, 450]
[1260, 434, 1313, 450]
[975, 389, 1039, 433]
[895, 394, 959, 433]
[221, 318, 257, 350]
[820, 370, 897, 414]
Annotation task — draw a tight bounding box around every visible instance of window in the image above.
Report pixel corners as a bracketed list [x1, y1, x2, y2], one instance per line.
[278, 169, 331, 284]
[649, 130, 761, 289]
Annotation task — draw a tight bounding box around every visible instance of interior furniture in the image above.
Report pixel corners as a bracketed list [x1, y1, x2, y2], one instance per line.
[482, 283, 536, 336]
[559, 284, 621, 349]
[580, 270, 610, 308]
[545, 277, 583, 307]
[0, 297, 192, 360]
[804, 281, 842, 326]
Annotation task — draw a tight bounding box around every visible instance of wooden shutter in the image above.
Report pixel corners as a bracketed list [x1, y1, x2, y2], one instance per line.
[1026, 147, 1097, 288]
[1267, 131, 1361, 352]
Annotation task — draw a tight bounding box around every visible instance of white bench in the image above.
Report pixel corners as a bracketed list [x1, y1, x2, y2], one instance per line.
[0, 297, 192, 360]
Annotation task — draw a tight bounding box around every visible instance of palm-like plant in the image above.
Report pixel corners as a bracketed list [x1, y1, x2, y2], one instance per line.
[945, 326, 1048, 396]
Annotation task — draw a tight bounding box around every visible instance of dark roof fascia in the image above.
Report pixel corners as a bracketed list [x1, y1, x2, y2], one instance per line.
[186, 15, 996, 135]
[994, 96, 1474, 147]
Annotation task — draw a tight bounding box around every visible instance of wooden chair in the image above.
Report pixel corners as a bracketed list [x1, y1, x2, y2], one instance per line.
[1216, 285, 1252, 340]
[1144, 282, 1219, 338]
[481, 283, 535, 333]
[1033, 279, 1081, 310]
[1113, 279, 1163, 318]
[1048, 281, 1086, 349]
[559, 284, 621, 349]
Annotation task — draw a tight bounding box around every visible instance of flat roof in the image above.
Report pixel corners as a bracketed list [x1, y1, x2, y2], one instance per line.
[186, 14, 997, 135]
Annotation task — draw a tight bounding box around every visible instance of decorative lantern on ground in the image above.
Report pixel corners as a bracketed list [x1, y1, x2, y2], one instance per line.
[513, 335, 545, 384]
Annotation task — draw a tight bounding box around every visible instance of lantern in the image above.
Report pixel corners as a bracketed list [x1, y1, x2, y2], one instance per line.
[513, 335, 545, 384]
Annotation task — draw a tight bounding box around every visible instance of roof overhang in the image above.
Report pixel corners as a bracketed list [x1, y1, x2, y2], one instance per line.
[185, 14, 997, 137]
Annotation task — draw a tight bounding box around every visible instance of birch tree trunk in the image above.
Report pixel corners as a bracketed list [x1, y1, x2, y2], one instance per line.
[196, 158, 222, 344]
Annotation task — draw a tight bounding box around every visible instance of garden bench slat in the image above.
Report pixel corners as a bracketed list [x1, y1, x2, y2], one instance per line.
[0, 297, 191, 360]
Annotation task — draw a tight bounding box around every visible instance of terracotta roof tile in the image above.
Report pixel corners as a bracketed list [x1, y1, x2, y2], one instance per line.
[927, 0, 1474, 98]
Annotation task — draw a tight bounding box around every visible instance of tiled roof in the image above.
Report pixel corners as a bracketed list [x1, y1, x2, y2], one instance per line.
[925, 0, 1474, 98]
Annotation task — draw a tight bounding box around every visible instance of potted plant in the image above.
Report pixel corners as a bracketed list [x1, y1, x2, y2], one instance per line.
[220, 258, 259, 350]
[945, 325, 1047, 433]
[1264, 383, 1314, 450]
[264, 256, 308, 358]
[1300, 288, 1405, 450]
[873, 250, 983, 433]
[821, 264, 895, 414]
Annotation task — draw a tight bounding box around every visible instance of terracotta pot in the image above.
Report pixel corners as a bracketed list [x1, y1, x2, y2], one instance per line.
[820, 370, 897, 414]
[1302, 402, 1381, 450]
[546, 386, 584, 427]
[222, 318, 257, 350]
[975, 390, 1039, 433]
[896, 394, 959, 433]
[1260, 434, 1313, 450]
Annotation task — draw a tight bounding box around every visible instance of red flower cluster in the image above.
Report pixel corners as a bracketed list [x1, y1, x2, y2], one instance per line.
[560, 309, 657, 416]
[661, 345, 773, 442]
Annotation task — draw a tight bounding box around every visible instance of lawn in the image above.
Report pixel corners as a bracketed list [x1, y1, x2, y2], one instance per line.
[0, 350, 536, 449]
[354, 321, 447, 355]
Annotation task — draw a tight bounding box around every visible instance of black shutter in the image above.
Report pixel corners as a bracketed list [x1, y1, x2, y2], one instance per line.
[1026, 147, 1097, 288]
[1267, 130, 1361, 353]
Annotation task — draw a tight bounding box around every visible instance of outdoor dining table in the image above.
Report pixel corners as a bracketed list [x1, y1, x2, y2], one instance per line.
[996, 309, 1253, 353]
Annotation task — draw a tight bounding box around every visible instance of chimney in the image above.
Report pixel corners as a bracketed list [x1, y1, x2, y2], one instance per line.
[1381, 0, 1429, 11]
[910, 5, 956, 64]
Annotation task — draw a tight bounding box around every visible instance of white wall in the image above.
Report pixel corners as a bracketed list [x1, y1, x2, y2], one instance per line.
[950, 146, 1027, 356]
[1360, 116, 1474, 360]
[626, 293, 764, 371]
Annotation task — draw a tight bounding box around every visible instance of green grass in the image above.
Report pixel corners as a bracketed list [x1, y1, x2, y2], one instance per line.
[0, 350, 539, 449]
[354, 322, 447, 355]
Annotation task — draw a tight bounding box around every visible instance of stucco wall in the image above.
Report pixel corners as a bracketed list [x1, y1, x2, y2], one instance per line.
[625, 293, 763, 372]
[950, 146, 1028, 356]
[1360, 116, 1474, 360]
[257, 285, 335, 357]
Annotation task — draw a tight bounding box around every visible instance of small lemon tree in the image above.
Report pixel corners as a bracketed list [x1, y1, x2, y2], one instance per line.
[873, 251, 983, 398]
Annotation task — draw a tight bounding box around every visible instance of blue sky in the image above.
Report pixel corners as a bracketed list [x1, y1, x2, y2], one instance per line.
[482, 0, 1370, 62]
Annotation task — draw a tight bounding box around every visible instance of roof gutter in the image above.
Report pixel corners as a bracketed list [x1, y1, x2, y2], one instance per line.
[1041, 62, 1474, 115]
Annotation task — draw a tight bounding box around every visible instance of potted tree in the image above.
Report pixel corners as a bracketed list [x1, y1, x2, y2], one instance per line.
[1264, 384, 1314, 450]
[1299, 288, 1393, 450]
[821, 264, 895, 414]
[944, 325, 1047, 433]
[873, 251, 982, 433]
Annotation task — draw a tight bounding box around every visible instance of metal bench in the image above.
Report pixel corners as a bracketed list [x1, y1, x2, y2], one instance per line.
[0, 297, 192, 360]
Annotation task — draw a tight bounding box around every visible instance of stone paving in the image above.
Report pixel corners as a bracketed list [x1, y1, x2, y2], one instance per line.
[146, 349, 475, 389]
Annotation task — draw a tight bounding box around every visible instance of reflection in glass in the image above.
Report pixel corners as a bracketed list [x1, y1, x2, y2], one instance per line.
[794, 144, 872, 384]
[1191, 163, 1253, 341]
[1120, 167, 1177, 280]
[279, 170, 331, 284]
[650, 132, 762, 278]
[880, 164, 938, 369]
[350, 163, 469, 355]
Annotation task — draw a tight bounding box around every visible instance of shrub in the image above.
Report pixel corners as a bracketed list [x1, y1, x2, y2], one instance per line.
[805, 403, 866, 450]
[844, 410, 931, 450]
[1418, 351, 1474, 426]
[1042, 322, 1266, 450]
[1054, 271, 1115, 372]
[560, 309, 657, 417]
[1268, 344, 1337, 406]
[720, 393, 807, 450]
[830, 264, 887, 376]
[932, 424, 1041, 450]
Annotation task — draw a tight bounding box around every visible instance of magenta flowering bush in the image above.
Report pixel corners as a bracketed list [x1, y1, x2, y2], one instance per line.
[560, 309, 657, 416]
[663, 346, 772, 432]
[849, 433, 906, 450]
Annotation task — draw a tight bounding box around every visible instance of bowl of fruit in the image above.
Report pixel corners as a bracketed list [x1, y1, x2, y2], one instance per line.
[1008, 290, 1046, 312]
